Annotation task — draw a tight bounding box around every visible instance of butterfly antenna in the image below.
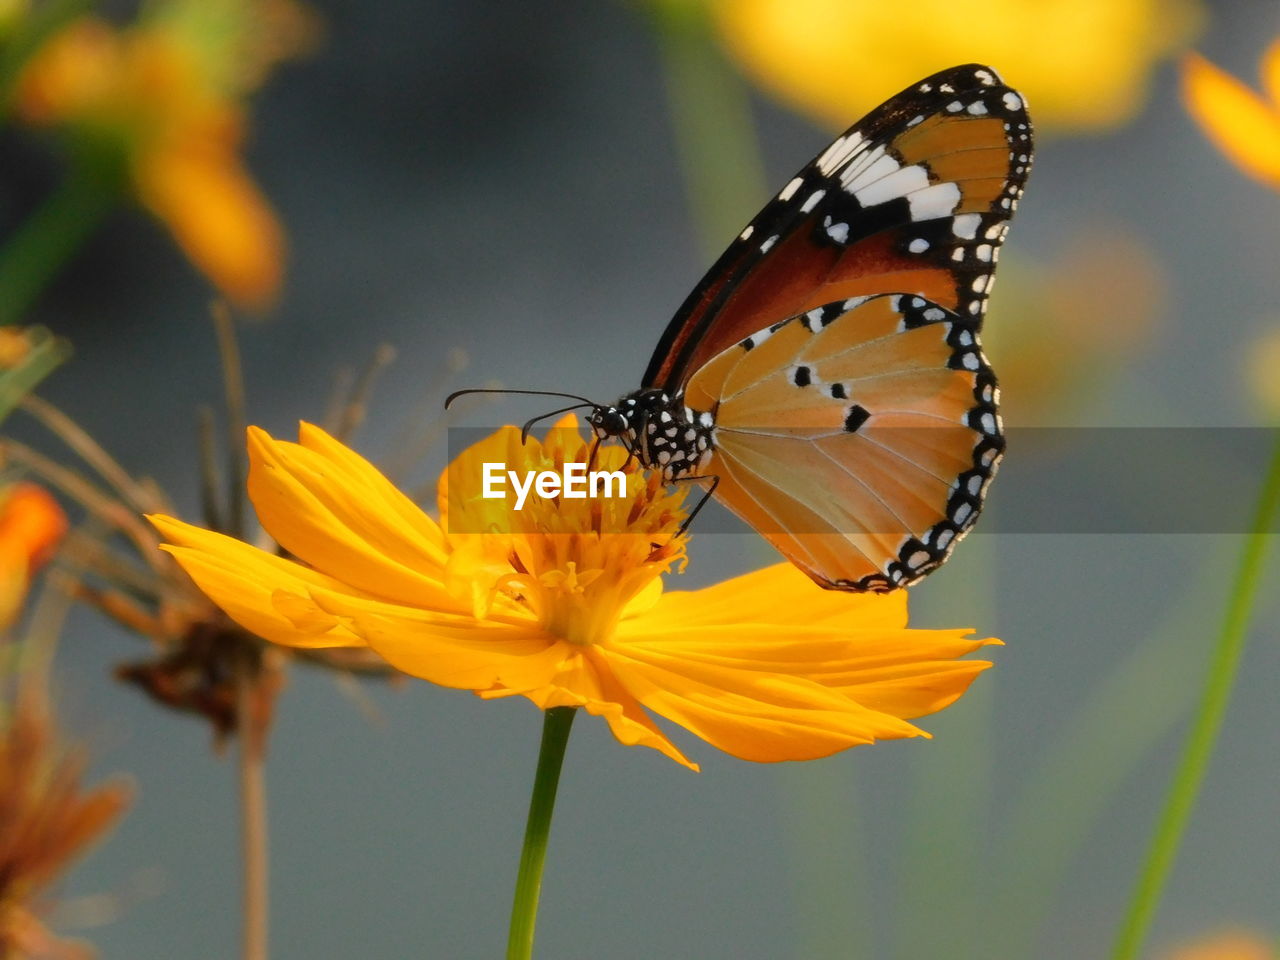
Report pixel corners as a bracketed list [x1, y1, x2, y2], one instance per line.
[444, 387, 597, 411]
[520, 403, 595, 444]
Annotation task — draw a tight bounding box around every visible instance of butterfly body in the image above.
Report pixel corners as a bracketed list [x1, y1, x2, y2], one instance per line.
[589, 389, 715, 482]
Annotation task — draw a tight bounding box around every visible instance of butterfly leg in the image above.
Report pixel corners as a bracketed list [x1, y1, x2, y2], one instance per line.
[672, 473, 721, 538]
[586, 435, 604, 471]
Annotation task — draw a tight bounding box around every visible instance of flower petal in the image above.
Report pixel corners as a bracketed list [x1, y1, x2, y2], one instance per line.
[1183, 51, 1280, 187]
[246, 425, 465, 612]
[481, 648, 699, 770]
[302, 587, 569, 692]
[135, 132, 285, 310]
[598, 640, 926, 763]
[631, 562, 907, 630]
[149, 513, 365, 648]
[1263, 36, 1280, 109]
[620, 621, 996, 720]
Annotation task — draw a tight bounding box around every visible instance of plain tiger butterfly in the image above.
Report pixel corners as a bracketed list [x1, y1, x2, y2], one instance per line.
[451, 64, 1032, 592]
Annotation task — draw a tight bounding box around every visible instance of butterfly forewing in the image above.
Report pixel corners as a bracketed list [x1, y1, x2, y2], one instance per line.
[645, 63, 1032, 395]
[686, 293, 1003, 591]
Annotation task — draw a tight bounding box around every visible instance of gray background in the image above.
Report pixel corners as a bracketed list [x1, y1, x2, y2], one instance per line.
[7, 0, 1280, 957]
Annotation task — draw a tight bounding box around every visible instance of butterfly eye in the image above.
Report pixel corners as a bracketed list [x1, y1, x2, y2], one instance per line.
[589, 408, 627, 439]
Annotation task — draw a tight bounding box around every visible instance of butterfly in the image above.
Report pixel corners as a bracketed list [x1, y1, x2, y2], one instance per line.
[453, 64, 1032, 592]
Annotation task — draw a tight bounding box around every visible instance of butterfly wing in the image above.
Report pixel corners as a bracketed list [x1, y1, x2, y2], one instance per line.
[645, 63, 1031, 394]
[684, 294, 1002, 591]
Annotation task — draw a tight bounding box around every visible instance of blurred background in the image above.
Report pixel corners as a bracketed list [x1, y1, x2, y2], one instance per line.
[2, 0, 1279, 957]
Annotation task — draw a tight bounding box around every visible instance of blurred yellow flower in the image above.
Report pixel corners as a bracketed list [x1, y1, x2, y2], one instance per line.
[1162, 929, 1275, 960]
[710, 0, 1201, 134]
[0, 690, 130, 960]
[14, 0, 317, 309]
[0, 483, 66, 631]
[150, 418, 997, 770]
[1245, 326, 1280, 420]
[1183, 38, 1280, 189]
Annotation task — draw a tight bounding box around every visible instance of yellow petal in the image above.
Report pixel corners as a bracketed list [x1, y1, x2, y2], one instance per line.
[134, 131, 284, 310]
[245, 425, 466, 613]
[621, 620, 995, 717]
[636, 562, 907, 630]
[1183, 51, 1280, 187]
[149, 513, 366, 648]
[485, 648, 699, 770]
[598, 641, 925, 763]
[1263, 36, 1280, 108]
[300, 586, 572, 692]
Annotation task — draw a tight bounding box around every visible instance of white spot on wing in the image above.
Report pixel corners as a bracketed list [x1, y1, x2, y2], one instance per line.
[815, 132, 864, 175]
[826, 221, 850, 244]
[853, 164, 930, 206]
[778, 177, 804, 201]
[1003, 91, 1023, 111]
[840, 151, 899, 193]
[908, 238, 929, 253]
[952, 214, 981, 239]
[800, 189, 826, 213]
[908, 182, 961, 221]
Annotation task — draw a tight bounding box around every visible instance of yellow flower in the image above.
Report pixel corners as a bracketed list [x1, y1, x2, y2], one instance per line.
[0, 484, 67, 631]
[14, 0, 316, 309]
[1245, 326, 1280, 420]
[149, 417, 997, 770]
[709, 0, 1201, 134]
[1183, 38, 1280, 189]
[1162, 930, 1276, 960]
[0, 692, 130, 960]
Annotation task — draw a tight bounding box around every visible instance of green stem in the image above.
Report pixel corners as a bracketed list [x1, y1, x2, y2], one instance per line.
[0, 160, 122, 325]
[0, 327, 70, 423]
[1109, 430, 1280, 960]
[506, 706, 576, 960]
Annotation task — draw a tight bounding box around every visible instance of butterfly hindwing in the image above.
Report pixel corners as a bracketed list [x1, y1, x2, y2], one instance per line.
[686, 293, 1003, 591]
[645, 63, 1032, 395]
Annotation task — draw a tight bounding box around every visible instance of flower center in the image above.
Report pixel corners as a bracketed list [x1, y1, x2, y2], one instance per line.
[445, 421, 689, 646]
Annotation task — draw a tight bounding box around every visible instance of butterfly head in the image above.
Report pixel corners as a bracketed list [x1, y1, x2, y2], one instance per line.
[586, 403, 629, 442]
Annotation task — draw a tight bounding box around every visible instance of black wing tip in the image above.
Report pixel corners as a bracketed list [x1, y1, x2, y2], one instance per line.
[920, 63, 1007, 87]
